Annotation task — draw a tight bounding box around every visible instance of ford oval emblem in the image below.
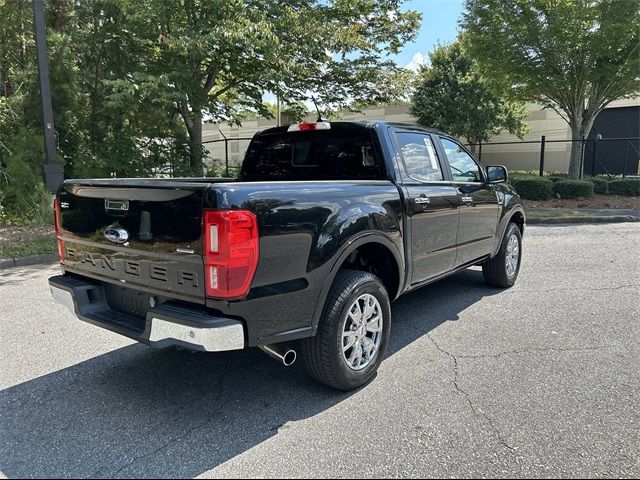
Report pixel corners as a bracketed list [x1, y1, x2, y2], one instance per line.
[104, 225, 129, 244]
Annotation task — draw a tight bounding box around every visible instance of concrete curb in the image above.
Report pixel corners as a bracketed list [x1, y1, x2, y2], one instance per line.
[0, 253, 58, 270]
[527, 215, 640, 225]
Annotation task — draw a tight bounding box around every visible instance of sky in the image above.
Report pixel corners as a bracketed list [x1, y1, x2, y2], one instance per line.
[394, 0, 465, 71]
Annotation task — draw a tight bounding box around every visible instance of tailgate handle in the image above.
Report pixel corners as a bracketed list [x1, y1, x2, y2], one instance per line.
[105, 199, 130, 212]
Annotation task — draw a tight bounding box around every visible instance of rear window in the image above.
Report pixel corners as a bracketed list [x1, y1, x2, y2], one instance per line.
[241, 129, 382, 180]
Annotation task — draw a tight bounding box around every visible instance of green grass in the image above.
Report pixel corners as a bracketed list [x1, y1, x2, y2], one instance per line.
[0, 234, 56, 259]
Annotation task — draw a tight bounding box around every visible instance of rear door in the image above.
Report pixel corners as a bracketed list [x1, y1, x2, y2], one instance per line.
[437, 137, 501, 266]
[394, 130, 460, 284]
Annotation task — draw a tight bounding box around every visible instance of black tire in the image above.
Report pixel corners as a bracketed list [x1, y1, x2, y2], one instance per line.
[482, 222, 522, 288]
[301, 269, 391, 391]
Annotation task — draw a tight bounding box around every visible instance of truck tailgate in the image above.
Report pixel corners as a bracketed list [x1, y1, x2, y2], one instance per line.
[56, 179, 218, 303]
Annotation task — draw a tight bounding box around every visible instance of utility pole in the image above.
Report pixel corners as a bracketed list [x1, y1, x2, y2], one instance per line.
[33, 0, 64, 192]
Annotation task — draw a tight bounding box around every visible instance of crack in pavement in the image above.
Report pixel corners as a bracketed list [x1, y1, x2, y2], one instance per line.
[610, 229, 640, 246]
[404, 313, 615, 455]
[425, 332, 517, 453]
[457, 345, 611, 360]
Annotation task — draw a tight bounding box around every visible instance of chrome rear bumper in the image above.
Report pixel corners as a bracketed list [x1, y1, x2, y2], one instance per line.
[49, 275, 245, 352]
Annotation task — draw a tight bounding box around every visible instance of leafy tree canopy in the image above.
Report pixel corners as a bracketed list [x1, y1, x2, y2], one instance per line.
[410, 42, 528, 147]
[0, 0, 421, 221]
[461, 0, 640, 178]
[239, 101, 308, 123]
[105, 0, 421, 174]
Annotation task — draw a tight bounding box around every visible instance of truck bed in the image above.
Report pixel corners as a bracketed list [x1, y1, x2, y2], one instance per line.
[56, 177, 404, 345]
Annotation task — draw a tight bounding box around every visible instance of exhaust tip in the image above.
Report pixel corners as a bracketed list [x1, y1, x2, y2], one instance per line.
[283, 349, 297, 367]
[259, 344, 297, 367]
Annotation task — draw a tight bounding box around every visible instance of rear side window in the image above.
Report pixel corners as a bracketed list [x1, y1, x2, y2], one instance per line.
[395, 132, 444, 182]
[241, 129, 380, 180]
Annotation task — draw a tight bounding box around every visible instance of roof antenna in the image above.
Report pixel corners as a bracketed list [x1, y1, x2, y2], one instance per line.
[311, 97, 326, 122]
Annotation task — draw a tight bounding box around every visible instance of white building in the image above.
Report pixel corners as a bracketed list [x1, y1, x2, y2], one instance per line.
[203, 98, 640, 174]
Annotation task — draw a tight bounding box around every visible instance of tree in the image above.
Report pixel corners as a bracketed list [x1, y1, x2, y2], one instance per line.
[0, 0, 48, 221]
[239, 100, 308, 123]
[107, 0, 420, 175]
[462, 0, 640, 178]
[279, 101, 308, 124]
[74, 1, 195, 178]
[409, 42, 528, 150]
[0, 0, 194, 222]
[0, 0, 420, 191]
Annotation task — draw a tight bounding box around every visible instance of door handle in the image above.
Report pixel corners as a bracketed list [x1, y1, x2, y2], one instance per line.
[414, 197, 431, 204]
[461, 196, 473, 204]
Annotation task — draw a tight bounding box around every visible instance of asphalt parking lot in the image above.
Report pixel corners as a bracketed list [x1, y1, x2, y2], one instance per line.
[1, 223, 639, 478]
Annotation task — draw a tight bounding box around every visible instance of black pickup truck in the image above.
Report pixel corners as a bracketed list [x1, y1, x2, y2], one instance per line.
[49, 121, 524, 390]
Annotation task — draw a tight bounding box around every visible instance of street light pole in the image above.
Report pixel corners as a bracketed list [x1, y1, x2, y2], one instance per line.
[32, 0, 64, 192]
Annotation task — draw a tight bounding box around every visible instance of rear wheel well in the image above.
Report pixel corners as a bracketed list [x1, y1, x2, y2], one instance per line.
[510, 211, 525, 233]
[339, 243, 400, 299]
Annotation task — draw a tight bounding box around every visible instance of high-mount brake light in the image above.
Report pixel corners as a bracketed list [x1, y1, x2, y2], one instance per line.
[53, 198, 64, 264]
[203, 210, 259, 300]
[287, 121, 331, 132]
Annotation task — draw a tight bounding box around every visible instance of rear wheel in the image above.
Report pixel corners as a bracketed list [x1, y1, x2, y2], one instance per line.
[482, 222, 522, 288]
[302, 269, 391, 391]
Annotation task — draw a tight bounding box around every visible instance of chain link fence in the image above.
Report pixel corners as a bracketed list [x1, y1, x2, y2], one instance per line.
[203, 137, 253, 177]
[202, 134, 640, 179]
[466, 136, 640, 177]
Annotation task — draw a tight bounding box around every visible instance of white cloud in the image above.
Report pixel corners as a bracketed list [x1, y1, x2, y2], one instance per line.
[405, 52, 427, 72]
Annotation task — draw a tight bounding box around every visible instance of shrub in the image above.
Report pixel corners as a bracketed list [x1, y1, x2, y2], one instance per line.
[553, 180, 594, 199]
[607, 179, 640, 196]
[0, 179, 53, 226]
[586, 177, 608, 194]
[511, 177, 553, 200]
[510, 169, 541, 176]
[0, 128, 56, 225]
[30, 182, 55, 225]
[547, 175, 568, 183]
[205, 162, 240, 178]
[509, 173, 539, 188]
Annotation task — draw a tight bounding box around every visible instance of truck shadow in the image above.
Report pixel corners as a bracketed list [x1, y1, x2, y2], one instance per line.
[0, 268, 501, 478]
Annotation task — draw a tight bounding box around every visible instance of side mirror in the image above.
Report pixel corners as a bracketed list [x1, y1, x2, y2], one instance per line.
[487, 165, 508, 184]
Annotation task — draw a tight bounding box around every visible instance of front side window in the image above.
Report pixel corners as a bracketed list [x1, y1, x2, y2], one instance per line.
[440, 137, 482, 183]
[396, 132, 444, 182]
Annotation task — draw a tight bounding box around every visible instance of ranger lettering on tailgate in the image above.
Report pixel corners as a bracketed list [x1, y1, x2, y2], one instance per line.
[65, 247, 201, 294]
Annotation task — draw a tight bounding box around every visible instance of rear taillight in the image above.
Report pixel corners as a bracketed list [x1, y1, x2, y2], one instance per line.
[203, 210, 259, 300]
[53, 198, 64, 264]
